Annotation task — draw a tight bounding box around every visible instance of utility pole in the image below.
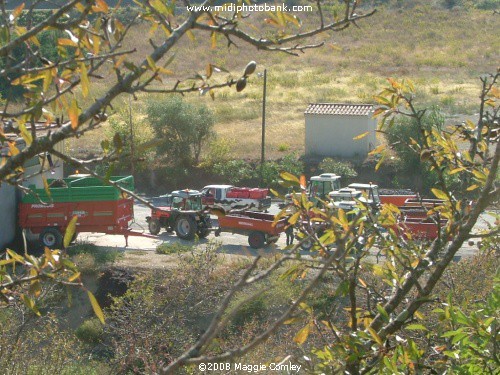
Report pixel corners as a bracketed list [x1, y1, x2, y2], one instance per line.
[129, 95, 135, 179]
[260, 69, 267, 186]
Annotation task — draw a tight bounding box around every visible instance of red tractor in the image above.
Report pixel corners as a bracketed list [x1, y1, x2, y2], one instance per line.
[146, 190, 212, 240]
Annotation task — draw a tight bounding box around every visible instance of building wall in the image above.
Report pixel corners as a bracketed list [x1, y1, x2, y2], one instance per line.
[0, 182, 17, 249]
[305, 114, 377, 158]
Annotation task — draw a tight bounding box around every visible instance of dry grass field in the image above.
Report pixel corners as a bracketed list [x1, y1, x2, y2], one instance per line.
[74, 3, 499, 160]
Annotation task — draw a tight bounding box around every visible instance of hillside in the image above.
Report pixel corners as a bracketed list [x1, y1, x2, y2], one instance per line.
[71, 3, 499, 161]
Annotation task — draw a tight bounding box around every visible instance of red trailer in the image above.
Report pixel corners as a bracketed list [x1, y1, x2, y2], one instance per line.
[19, 198, 156, 248]
[392, 216, 448, 241]
[215, 211, 287, 249]
[19, 175, 155, 248]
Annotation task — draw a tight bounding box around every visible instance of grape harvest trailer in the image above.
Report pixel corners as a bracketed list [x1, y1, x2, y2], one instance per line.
[19, 175, 155, 248]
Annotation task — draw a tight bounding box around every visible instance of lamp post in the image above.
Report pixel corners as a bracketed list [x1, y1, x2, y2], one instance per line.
[259, 69, 267, 186]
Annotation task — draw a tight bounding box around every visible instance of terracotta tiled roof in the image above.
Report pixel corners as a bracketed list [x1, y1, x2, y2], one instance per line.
[305, 103, 373, 116]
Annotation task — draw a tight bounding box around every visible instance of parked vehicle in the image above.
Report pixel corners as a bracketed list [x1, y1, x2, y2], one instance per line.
[201, 185, 271, 212]
[214, 211, 287, 249]
[284, 173, 342, 207]
[19, 175, 153, 248]
[146, 189, 212, 240]
[393, 216, 448, 241]
[379, 188, 417, 206]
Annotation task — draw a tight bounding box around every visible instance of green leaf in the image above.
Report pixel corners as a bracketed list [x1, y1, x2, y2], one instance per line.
[406, 324, 428, 331]
[63, 216, 78, 248]
[87, 290, 105, 324]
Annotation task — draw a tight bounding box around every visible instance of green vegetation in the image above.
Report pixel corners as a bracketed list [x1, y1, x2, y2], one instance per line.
[156, 241, 193, 255]
[147, 96, 215, 167]
[384, 107, 460, 194]
[67, 242, 123, 272]
[318, 158, 358, 184]
[75, 318, 104, 344]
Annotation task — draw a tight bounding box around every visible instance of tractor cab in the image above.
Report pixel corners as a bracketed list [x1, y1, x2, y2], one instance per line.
[347, 183, 381, 209]
[329, 187, 363, 204]
[308, 173, 342, 204]
[171, 190, 203, 211]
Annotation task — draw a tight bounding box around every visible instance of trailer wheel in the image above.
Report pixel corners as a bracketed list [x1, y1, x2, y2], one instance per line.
[40, 228, 63, 249]
[148, 218, 161, 235]
[198, 228, 210, 239]
[175, 215, 197, 240]
[248, 231, 266, 249]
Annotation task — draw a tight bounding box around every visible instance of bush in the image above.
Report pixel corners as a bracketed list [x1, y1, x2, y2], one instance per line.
[75, 319, 104, 344]
[318, 158, 358, 185]
[67, 242, 122, 271]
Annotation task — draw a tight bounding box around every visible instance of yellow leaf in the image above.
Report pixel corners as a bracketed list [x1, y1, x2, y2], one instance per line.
[68, 98, 80, 130]
[64, 216, 78, 248]
[157, 67, 173, 75]
[211, 31, 217, 49]
[42, 176, 52, 199]
[293, 323, 310, 345]
[58, 38, 78, 47]
[466, 184, 479, 191]
[186, 30, 195, 42]
[80, 63, 89, 98]
[146, 56, 156, 70]
[68, 272, 81, 282]
[431, 188, 448, 201]
[368, 144, 385, 156]
[18, 121, 33, 146]
[287, 211, 301, 226]
[13, 3, 25, 18]
[8, 142, 20, 156]
[280, 171, 300, 184]
[368, 327, 383, 345]
[87, 291, 105, 324]
[95, 0, 109, 12]
[353, 131, 369, 140]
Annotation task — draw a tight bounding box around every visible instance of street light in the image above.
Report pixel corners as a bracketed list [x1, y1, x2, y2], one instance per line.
[258, 69, 267, 186]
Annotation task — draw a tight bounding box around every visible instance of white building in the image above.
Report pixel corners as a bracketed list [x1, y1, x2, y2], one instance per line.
[305, 103, 378, 159]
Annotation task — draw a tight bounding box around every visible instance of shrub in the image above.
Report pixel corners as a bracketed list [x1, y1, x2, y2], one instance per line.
[318, 158, 358, 184]
[67, 242, 123, 271]
[278, 143, 290, 152]
[75, 319, 104, 344]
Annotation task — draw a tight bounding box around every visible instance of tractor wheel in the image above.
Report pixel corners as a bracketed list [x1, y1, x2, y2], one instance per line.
[266, 236, 279, 245]
[301, 239, 313, 251]
[175, 215, 198, 240]
[248, 231, 266, 249]
[39, 227, 63, 249]
[198, 228, 210, 239]
[148, 218, 161, 235]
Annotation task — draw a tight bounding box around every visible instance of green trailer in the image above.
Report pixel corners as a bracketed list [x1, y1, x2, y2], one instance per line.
[22, 175, 134, 203]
